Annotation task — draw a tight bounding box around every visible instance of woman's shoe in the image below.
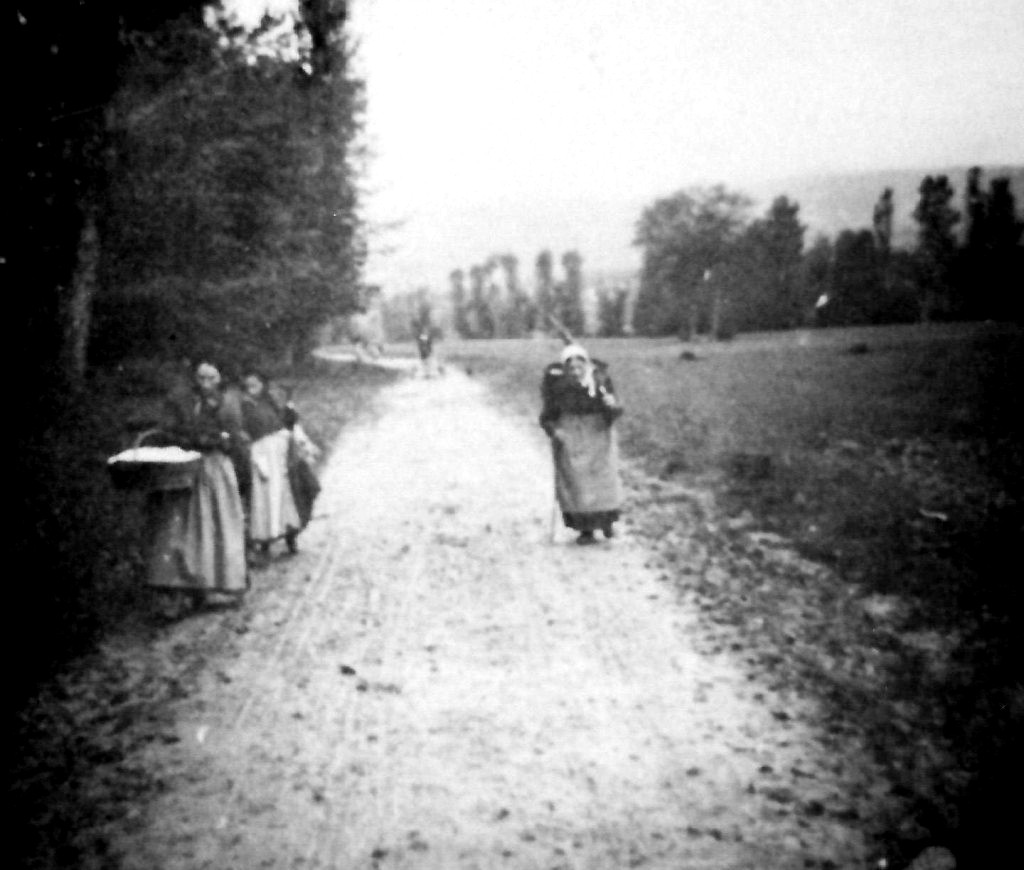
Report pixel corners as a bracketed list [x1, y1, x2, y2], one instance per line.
[576, 531, 597, 545]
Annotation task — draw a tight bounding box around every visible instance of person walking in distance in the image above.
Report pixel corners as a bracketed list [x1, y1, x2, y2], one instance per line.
[415, 325, 436, 378]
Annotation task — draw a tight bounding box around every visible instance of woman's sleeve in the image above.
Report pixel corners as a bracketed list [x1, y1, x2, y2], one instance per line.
[217, 390, 248, 447]
[599, 371, 624, 422]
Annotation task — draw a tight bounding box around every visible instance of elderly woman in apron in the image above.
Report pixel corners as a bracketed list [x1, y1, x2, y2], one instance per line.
[539, 344, 624, 544]
[150, 360, 249, 608]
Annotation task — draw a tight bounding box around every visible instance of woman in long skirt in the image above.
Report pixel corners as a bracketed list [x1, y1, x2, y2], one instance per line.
[240, 369, 303, 556]
[539, 344, 624, 544]
[147, 360, 249, 608]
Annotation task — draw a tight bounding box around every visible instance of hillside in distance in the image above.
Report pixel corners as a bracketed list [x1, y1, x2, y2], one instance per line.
[743, 164, 1024, 249]
[589, 164, 1023, 286]
[375, 165, 1023, 291]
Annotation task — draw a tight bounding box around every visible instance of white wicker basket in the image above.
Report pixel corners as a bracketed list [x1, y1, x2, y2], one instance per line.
[107, 445, 202, 492]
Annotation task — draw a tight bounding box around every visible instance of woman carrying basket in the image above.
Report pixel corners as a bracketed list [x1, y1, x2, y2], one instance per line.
[148, 360, 249, 608]
[539, 343, 624, 545]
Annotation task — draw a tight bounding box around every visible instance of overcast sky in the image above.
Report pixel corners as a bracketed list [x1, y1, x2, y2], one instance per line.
[230, 0, 1024, 290]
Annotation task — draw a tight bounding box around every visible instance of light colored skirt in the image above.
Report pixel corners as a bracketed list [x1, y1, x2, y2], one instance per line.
[249, 429, 301, 543]
[145, 452, 247, 593]
[553, 413, 622, 517]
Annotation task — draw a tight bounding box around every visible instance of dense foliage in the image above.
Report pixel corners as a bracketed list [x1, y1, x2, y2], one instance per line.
[438, 167, 1020, 345]
[12, 0, 365, 697]
[13, 0, 363, 386]
[631, 168, 1023, 338]
[90, 7, 364, 370]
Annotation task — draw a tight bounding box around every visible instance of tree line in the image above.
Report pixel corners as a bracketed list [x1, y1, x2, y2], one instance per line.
[425, 250, 628, 341]
[13, 0, 363, 394]
[433, 167, 1020, 344]
[11, 0, 362, 701]
[632, 167, 1023, 339]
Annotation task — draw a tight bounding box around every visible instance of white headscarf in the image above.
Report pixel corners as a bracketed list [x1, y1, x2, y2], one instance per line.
[560, 344, 597, 397]
[560, 343, 589, 364]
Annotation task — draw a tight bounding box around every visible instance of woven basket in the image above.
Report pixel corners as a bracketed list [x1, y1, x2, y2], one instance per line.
[107, 447, 202, 492]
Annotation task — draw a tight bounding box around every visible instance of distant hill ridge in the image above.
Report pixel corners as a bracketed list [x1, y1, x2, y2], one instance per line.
[744, 164, 1024, 249]
[390, 165, 1023, 289]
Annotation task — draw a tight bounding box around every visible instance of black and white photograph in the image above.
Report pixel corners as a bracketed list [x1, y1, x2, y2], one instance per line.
[10, 1, 1024, 867]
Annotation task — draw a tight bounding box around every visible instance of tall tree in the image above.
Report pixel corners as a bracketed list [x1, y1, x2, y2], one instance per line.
[913, 174, 961, 321]
[985, 177, 1024, 321]
[824, 229, 885, 326]
[872, 187, 894, 255]
[293, 0, 364, 359]
[633, 185, 751, 336]
[12, 0, 208, 389]
[87, 7, 365, 368]
[534, 250, 555, 329]
[496, 253, 532, 337]
[802, 234, 833, 325]
[484, 258, 506, 337]
[597, 288, 630, 337]
[449, 269, 471, 337]
[963, 166, 988, 252]
[468, 263, 494, 337]
[734, 195, 806, 331]
[555, 251, 586, 336]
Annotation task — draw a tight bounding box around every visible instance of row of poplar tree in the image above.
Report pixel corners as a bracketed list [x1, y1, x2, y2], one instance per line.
[437, 168, 1022, 343]
[632, 166, 1024, 339]
[13, 0, 363, 392]
[446, 251, 589, 339]
[382, 250, 593, 342]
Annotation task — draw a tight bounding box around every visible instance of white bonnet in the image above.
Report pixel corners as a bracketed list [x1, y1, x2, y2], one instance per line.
[560, 344, 589, 364]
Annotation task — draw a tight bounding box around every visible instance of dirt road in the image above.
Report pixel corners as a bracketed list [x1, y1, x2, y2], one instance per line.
[103, 369, 884, 869]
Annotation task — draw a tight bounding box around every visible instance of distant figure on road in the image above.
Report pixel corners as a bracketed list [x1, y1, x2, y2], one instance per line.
[540, 344, 624, 544]
[416, 327, 434, 377]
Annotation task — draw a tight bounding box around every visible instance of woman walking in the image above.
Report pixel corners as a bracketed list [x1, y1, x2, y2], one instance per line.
[240, 369, 303, 556]
[148, 360, 249, 608]
[539, 344, 624, 544]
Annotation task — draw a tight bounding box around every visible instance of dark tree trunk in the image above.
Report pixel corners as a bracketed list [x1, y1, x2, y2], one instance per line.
[300, 0, 349, 78]
[58, 205, 101, 387]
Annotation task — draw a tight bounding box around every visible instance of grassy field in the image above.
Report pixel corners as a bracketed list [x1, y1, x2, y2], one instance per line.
[445, 321, 1023, 863]
[444, 322, 1021, 611]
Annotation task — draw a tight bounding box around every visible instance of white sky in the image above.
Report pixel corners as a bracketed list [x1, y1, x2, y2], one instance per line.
[230, 0, 1024, 290]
